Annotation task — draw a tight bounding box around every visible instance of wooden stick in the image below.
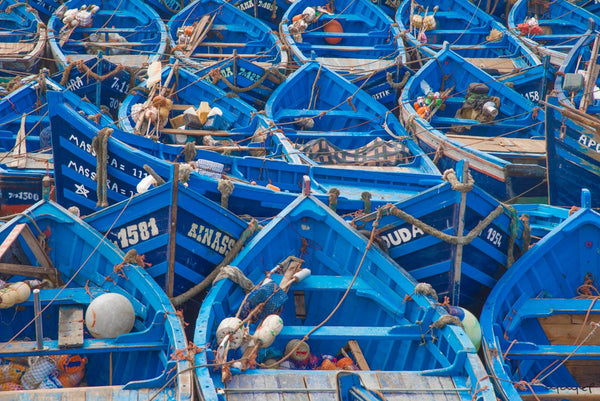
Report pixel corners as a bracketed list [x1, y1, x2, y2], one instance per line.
[580, 34, 600, 112]
[160, 128, 235, 137]
[165, 163, 179, 298]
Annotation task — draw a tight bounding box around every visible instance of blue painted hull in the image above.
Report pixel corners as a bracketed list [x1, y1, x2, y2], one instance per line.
[0, 79, 111, 215]
[0, 200, 192, 399]
[482, 189, 600, 400]
[50, 89, 442, 218]
[192, 57, 285, 111]
[195, 194, 496, 401]
[84, 183, 250, 296]
[51, 57, 136, 120]
[353, 163, 524, 314]
[513, 203, 570, 243]
[228, 0, 292, 29]
[400, 46, 547, 202]
[545, 97, 600, 207]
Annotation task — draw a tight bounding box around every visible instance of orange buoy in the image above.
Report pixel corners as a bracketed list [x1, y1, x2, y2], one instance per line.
[324, 20, 343, 45]
[292, 14, 303, 23]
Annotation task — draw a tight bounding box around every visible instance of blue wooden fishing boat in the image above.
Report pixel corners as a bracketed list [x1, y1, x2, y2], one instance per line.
[50, 56, 137, 120]
[145, 0, 186, 19]
[281, 0, 402, 81]
[194, 190, 496, 401]
[0, 0, 47, 76]
[265, 62, 439, 174]
[25, 0, 61, 22]
[481, 189, 600, 401]
[48, 0, 166, 69]
[118, 64, 272, 148]
[545, 31, 600, 206]
[513, 203, 569, 244]
[0, 75, 113, 216]
[167, 0, 286, 73]
[508, 0, 600, 65]
[396, 0, 539, 74]
[193, 56, 285, 111]
[228, 0, 291, 29]
[0, 200, 192, 399]
[84, 182, 251, 298]
[400, 45, 547, 202]
[352, 161, 524, 314]
[50, 89, 442, 218]
[350, 61, 414, 111]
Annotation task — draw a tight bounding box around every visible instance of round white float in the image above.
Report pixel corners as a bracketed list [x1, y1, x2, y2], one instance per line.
[85, 293, 135, 338]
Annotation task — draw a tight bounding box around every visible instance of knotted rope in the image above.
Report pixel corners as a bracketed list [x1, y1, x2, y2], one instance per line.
[328, 188, 340, 212]
[143, 164, 166, 186]
[183, 142, 197, 162]
[218, 179, 234, 209]
[171, 219, 259, 305]
[91, 128, 112, 207]
[442, 168, 474, 193]
[361, 191, 372, 214]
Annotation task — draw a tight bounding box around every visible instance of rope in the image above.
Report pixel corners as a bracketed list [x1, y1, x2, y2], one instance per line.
[183, 142, 197, 162]
[361, 191, 371, 214]
[67, 206, 81, 217]
[171, 220, 259, 306]
[213, 265, 254, 292]
[506, 205, 518, 268]
[60, 60, 126, 87]
[431, 314, 462, 329]
[328, 188, 340, 212]
[384, 203, 504, 246]
[415, 282, 438, 302]
[142, 164, 166, 186]
[210, 67, 276, 93]
[442, 169, 474, 193]
[179, 163, 193, 184]
[218, 179, 235, 209]
[520, 214, 531, 251]
[386, 70, 411, 90]
[91, 128, 112, 207]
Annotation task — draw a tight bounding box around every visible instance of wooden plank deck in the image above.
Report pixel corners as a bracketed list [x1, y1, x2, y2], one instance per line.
[465, 57, 517, 74]
[224, 371, 468, 400]
[445, 134, 546, 155]
[0, 41, 35, 55]
[0, 386, 171, 400]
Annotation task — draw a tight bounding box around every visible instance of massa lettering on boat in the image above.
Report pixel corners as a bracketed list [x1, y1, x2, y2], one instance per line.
[65, 134, 143, 198]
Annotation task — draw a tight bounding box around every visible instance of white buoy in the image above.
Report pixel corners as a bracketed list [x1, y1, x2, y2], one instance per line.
[216, 317, 244, 349]
[261, 315, 284, 336]
[85, 293, 135, 338]
[9, 282, 31, 304]
[448, 306, 481, 351]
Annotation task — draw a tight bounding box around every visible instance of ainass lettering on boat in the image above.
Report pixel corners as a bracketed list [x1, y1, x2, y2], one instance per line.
[380, 224, 425, 249]
[187, 223, 236, 256]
